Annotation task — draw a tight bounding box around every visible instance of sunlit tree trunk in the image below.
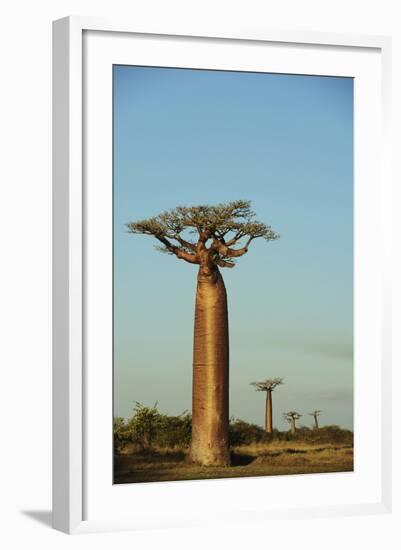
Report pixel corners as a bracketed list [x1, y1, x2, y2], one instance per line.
[128, 201, 279, 467]
[265, 389, 273, 433]
[290, 418, 296, 434]
[190, 267, 230, 466]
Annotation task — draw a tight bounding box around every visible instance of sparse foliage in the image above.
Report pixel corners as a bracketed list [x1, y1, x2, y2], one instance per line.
[309, 410, 322, 429]
[250, 378, 284, 392]
[251, 378, 284, 433]
[127, 200, 279, 269]
[283, 411, 302, 434]
[283, 411, 302, 421]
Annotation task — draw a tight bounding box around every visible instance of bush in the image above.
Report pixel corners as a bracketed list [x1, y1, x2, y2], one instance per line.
[274, 424, 353, 444]
[229, 419, 272, 445]
[127, 402, 162, 450]
[113, 416, 132, 455]
[114, 404, 353, 453]
[154, 412, 192, 448]
[114, 403, 192, 452]
[313, 425, 354, 445]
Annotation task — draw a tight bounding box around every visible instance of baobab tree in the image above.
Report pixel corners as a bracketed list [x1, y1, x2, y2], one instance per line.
[283, 411, 302, 434]
[250, 378, 283, 433]
[309, 410, 322, 430]
[127, 200, 279, 466]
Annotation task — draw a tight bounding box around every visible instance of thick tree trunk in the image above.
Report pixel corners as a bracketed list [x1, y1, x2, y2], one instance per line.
[190, 268, 230, 466]
[291, 418, 296, 434]
[265, 389, 273, 433]
[313, 416, 319, 430]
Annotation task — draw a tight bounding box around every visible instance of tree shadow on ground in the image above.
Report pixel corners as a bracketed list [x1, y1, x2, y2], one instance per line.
[230, 453, 257, 466]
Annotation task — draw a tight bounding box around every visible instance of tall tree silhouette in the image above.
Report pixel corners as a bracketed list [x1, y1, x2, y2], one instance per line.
[251, 378, 283, 433]
[128, 200, 279, 466]
[309, 410, 322, 430]
[283, 411, 302, 434]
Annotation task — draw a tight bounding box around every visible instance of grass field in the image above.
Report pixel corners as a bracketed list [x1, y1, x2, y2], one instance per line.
[114, 441, 353, 484]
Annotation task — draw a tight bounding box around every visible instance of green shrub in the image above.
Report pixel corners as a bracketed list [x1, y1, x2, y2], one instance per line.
[113, 416, 132, 455]
[277, 424, 353, 444]
[229, 419, 270, 445]
[154, 411, 192, 448]
[127, 402, 162, 450]
[114, 404, 353, 453]
[114, 403, 192, 452]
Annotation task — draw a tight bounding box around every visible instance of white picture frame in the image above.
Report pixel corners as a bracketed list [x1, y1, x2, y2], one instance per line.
[52, 16, 392, 534]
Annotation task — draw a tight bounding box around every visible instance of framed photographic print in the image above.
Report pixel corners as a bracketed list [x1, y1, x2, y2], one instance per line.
[52, 17, 392, 534]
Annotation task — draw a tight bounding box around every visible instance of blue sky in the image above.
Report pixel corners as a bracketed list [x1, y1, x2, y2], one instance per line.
[113, 65, 354, 431]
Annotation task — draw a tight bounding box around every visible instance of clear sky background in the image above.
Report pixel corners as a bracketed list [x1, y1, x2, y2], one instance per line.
[113, 65, 353, 431]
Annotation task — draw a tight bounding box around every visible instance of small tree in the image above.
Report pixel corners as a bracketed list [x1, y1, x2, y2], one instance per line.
[113, 416, 131, 455]
[128, 402, 161, 450]
[308, 410, 322, 430]
[283, 411, 302, 434]
[250, 378, 283, 433]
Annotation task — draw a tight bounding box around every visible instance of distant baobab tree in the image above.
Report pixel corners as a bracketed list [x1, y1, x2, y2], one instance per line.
[309, 410, 322, 430]
[251, 378, 283, 433]
[283, 411, 302, 434]
[128, 200, 279, 466]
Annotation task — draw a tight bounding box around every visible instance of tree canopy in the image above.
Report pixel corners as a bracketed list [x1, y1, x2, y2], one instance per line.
[283, 411, 302, 422]
[127, 200, 279, 268]
[251, 378, 284, 392]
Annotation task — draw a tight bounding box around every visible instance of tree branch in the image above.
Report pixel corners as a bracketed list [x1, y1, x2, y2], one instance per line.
[175, 249, 200, 264]
[166, 234, 197, 251]
[216, 258, 235, 269]
[127, 200, 279, 268]
[216, 235, 259, 258]
[156, 236, 200, 264]
[225, 232, 244, 246]
[224, 245, 249, 258]
[175, 236, 197, 251]
[251, 378, 284, 392]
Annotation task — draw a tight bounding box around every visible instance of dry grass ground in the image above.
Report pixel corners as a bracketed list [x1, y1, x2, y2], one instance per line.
[114, 441, 353, 484]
